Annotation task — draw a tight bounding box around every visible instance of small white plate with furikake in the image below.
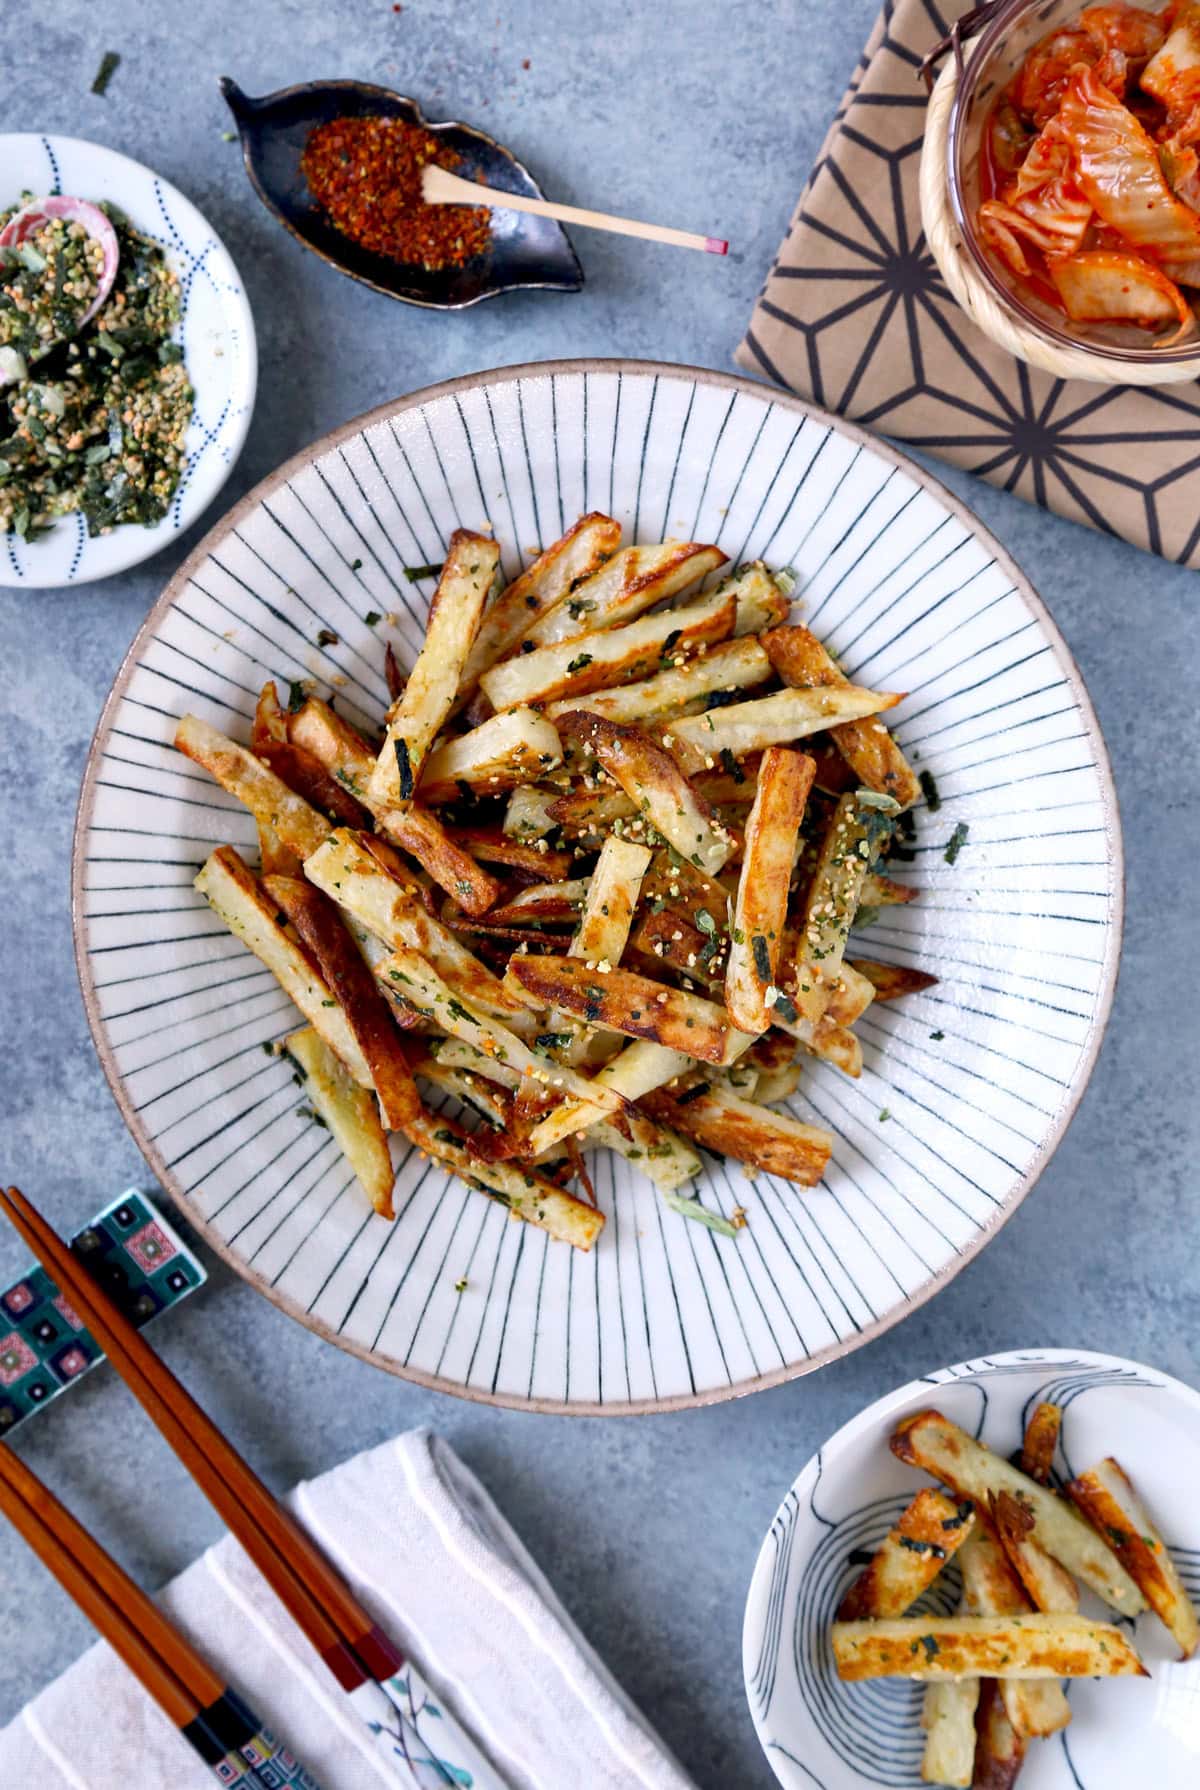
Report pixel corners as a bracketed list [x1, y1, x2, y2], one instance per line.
[0, 133, 256, 588]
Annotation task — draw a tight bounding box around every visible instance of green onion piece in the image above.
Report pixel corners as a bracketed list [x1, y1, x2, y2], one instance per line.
[662, 1192, 739, 1238]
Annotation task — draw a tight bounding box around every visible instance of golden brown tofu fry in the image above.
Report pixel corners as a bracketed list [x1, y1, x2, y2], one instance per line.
[725, 561, 792, 636]
[505, 955, 754, 1067]
[830, 1613, 1145, 1682]
[825, 963, 876, 1027]
[547, 765, 759, 838]
[837, 1488, 976, 1620]
[285, 1026, 395, 1218]
[287, 695, 378, 796]
[194, 847, 369, 1083]
[526, 1040, 699, 1157]
[416, 707, 563, 804]
[921, 1680, 979, 1789]
[641, 1079, 832, 1187]
[586, 1110, 702, 1192]
[726, 748, 816, 1033]
[176, 714, 333, 861]
[369, 530, 499, 807]
[479, 586, 737, 712]
[789, 792, 897, 1029]
[252, 679, 290, 752]
[257, 821, 302, 878]
[304, 830, 533, 1032]
[448, 829, 576, 883]
[1067, 1458, 1200, 1658]
[990, 1491, 1079, 1616]
[264, 875, 420, 1131]
[847, 958, 940, 1003]
[763, 624, 919, 808]
[971, 1680, 1025, 1790]
[483, 880, 592, 927]
[402, 1108, 605, 1250]
[573, 837, 651, 952]
[411, 1054, 512, 1130]
[378, 803, 501, 917]
[1020, 1402, 1062, 1484]
[250, 698, 304, 873]
[545, 636, 771, 724]
[380, 950, 626, 1115]
[890, 1410, 1144, 1618]
[257, 737, 372, 830]
[456, 513, 622, 698]
[629, 909, 720, 992]
[859, 870, 919, 908]
[669, 685, 901, 761]
[527, 540, 727, 645]
[958, 1526, 1071, 1741]
[796, 1019, 863, 1078]
[557, 711, 735, 878]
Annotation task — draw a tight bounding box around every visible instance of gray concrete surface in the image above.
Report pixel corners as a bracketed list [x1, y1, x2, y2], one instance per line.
[2, 3, 1197, 1784]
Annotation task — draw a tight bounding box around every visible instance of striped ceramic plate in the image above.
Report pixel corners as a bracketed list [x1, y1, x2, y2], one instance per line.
[72, 361, 1121, 1413]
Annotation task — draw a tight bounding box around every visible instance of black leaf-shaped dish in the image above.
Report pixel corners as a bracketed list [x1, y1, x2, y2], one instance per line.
[220, 77, 584, 310]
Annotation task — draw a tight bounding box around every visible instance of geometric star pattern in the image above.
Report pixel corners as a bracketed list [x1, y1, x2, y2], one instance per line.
[737, 0, 1200, 565]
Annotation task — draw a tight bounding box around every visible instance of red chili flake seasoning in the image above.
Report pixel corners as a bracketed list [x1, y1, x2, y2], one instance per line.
[300, 115, 491, 271]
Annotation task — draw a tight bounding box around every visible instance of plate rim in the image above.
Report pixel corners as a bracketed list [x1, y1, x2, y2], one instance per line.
[741, 1344, 1200, 1790]
[69, 357, 1126, 1416]
[0, 129, 258, 588]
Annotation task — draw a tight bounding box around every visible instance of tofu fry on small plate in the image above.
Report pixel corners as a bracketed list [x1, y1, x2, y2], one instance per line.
[744, 1349, 1200, 1790]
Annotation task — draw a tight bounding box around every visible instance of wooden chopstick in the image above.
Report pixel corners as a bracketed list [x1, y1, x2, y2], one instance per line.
[422, 163, 729, 255]
[0, 1442, 317, 1784]
[0, 1442, 209, 1727]
[0, 1186, 398, 1691]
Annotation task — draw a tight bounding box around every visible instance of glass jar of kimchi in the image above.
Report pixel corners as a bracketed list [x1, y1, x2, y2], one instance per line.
[944, 0, 1200, 368]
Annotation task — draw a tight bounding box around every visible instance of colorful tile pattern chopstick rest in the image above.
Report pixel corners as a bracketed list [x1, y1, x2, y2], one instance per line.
[0, 1188, 205, 1433]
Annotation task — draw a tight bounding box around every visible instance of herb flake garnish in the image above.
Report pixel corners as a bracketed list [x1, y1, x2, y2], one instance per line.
[943, 821, 969, 865]
[404, 562, 442, 582]
[919, 768, 942, 812]
[91, 50, 121, 96]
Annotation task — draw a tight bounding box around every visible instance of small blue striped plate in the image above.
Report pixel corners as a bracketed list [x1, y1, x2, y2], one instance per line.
[743, 1348, 1200, 1788]
[71, 363, 1121, 1412]
[0, 133, 256, 587]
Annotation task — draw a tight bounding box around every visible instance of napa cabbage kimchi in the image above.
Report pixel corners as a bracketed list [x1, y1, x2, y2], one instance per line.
[977, 2, 1200, 339]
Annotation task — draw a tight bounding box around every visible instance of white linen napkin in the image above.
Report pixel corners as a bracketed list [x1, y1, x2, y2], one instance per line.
[0, 1429, 697, 1790]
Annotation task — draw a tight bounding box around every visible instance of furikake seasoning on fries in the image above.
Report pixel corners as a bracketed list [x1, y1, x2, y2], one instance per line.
[830, 1404, 1198, 1787]
[177, 512, 939, 1247]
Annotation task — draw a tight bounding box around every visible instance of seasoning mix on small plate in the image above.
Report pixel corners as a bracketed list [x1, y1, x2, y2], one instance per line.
[300, 114, 492, 270]
[0, 195, 194, 540]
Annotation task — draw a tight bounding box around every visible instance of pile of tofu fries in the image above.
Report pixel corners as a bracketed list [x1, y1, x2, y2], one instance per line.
[832, 1407, 1198, 1786]
[177, 513, 937, 1245]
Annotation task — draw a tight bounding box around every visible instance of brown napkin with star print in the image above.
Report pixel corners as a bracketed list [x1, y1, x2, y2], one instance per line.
[737, 0, 1200, 566]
